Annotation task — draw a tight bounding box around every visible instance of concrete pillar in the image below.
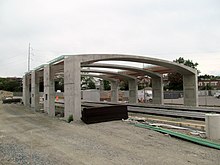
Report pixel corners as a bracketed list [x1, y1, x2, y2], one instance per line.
[183, 74, 198, 106]
[100, 80, 104, 91]
[44, 65, 55, 116]
[152, 77, 163, 105]
[64, 56, 81, 121]
[31, 71, 40, 111]
[110, 81, 118, 102]
[23, 74, 31, 107]
[129, 79, 138, 103]
[205, 114, 220, 140]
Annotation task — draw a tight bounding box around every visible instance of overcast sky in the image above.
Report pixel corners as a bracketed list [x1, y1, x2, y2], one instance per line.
[0, 0, 219, 77]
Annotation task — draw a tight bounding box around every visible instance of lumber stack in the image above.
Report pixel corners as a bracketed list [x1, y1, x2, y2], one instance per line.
[2, 98, 22, 104]
[81, 105, 128, 124]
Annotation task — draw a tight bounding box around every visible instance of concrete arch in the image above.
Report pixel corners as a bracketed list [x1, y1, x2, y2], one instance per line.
[78, 54, 197, 75]
[23, 54, 198, 121]
[81, 63, 163, 105]
[81, 63, 161, 78]
[74, 54, 197, 107]
[81, 73, 117, 82]
[81, 69, 138, 103]
[81, 73, 118, 102]
[81, 69, 136, 80]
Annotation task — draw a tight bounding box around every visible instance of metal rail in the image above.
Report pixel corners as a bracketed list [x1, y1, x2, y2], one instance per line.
[81, 101, 220, 120]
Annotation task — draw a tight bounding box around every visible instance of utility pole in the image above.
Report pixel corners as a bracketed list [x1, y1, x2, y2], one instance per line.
[143, 63, 146, 103]
[28, 43, 31, 72]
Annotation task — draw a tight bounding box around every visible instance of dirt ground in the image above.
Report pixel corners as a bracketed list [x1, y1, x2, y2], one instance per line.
[0, 103, 220, 165]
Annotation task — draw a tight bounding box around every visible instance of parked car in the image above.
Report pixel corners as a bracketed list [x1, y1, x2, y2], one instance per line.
[214, 92, 220, 98]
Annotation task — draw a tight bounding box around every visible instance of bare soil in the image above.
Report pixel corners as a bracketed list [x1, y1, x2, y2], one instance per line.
[0, 103, 219, 165]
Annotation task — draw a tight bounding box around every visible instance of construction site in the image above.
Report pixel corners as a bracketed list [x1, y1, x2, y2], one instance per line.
[1, 54, 220, 164]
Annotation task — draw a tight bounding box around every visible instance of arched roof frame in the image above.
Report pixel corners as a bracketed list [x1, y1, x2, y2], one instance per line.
[81, 69, 136, 80]
[81, 63, 161, 78]
[81, 73, 117, 82]
[76, 54, 197, 75]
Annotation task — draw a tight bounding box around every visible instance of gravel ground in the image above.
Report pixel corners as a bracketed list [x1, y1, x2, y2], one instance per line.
[0, 103, 220, 165]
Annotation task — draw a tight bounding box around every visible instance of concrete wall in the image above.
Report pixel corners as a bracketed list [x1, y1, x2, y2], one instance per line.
[82, 89, 100, 102]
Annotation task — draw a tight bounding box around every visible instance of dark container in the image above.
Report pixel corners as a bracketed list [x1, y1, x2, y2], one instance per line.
[81, 105, 128, 124]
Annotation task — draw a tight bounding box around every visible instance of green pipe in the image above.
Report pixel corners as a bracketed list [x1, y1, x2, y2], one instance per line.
[133, 123, 220, 150]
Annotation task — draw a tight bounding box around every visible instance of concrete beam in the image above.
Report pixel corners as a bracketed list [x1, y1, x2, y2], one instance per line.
[81, 69, 136, 80]
[81, 63, 161, 78]
[79, 54, 197, 75]
[81, 73, 117, 82]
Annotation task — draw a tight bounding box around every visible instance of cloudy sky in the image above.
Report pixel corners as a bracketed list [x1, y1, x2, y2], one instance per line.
[0, 0, 219, 77]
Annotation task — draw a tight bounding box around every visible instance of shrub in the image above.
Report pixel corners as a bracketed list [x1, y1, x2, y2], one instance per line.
[67, 115, 73, 123]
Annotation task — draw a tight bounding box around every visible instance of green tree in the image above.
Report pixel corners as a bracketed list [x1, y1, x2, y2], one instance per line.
[119, 80, 129, 90]
[81, 76, 96, 89]
[103, 80, 111, 90]
[0, 78, 22, 92]
[166, 57, 199, 90]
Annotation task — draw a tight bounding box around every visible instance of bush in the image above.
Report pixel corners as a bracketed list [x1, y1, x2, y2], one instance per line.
[67, 115, 73, 123]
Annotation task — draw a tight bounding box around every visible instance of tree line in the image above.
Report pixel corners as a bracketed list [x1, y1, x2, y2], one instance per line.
[0, 77, 22, 92]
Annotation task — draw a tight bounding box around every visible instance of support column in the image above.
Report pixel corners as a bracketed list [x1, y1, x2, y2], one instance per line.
[31, 71, 40, 111]
[129, 79, 138, 103]
[23, 74, 31, 107]
[152, 77, 163, 105]
[44, 65, 55, 116]
[183, 74, 198, 106]
[110, 81, 118, 102]
[64, 56, 81, 121]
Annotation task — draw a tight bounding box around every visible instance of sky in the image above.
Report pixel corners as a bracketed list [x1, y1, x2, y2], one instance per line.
[0, 0, 220, 77]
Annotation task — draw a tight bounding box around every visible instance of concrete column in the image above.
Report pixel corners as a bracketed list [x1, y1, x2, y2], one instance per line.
[23, 74, 31, 107]
[100, 80, 104, 91]
[205, 114, 220, 140]
[44, 65, 55, 116]
[31, 71, 40, 111]
[183, 74, 198, 106]
[64, 56, 81, 121]
[129, 79, 138, 103]
[152, 77, 163, 105]
[110, 81, 118, 102]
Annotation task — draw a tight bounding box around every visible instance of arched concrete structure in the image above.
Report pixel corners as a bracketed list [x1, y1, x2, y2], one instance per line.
[23, 54, 198, 121]
[81, 63, 163, 105]
[78, 54, 198, 106]
[81, 73, 119, 102]
[81, 73, 117, 82]
[81, 63, 161, 78]
[81, 69, 137, 80]
[81, 69, 138, 104]
[79, 54, 196, 74]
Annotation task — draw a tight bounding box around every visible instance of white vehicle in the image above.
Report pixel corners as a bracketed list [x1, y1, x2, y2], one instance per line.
[138, 90, 152, 102]
[214, 92, 220, 98]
